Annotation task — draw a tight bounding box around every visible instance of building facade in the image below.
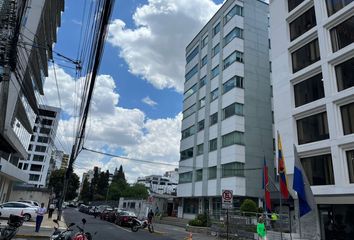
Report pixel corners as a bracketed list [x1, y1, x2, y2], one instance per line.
[60, 154, 69, 170]
[17, 105, 60, 187]
[0, 0, 64, 202]
[270, 0, 354, 239]
[137, 171, 178, 195]
[177, 0, 273, 219]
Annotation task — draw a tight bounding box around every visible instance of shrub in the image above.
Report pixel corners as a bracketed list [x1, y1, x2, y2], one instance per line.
[240, 199, 257, 216]
[188, 213, 209, 227]
[188, 219, 203, 226]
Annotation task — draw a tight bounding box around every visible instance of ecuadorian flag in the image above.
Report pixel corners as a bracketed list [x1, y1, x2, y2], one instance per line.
[277, 132, 289, 199]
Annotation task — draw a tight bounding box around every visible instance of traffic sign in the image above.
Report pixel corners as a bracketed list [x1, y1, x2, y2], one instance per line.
[222, 190, 233, 209]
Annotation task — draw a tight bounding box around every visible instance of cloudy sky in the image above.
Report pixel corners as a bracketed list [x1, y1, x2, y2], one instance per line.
[44, 0, 224, 182]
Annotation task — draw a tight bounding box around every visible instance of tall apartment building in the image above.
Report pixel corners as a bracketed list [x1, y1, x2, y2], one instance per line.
[177, 0, 273, 219]
[60, 154, 69, 169]
[52, 150, 64, 170]
[0, 0, 64, 202]
[18, 105, 60, 187]
[270, 0, 354, 239]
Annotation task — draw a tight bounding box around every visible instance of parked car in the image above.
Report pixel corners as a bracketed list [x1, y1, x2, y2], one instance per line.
[17, 200, 39, 207]
[115, 211, 136, 227]
[78, 205, 90, 214]
[108, 208, 122, 223]
[0, 202, 38, 221]
[100, 208, 114, 221]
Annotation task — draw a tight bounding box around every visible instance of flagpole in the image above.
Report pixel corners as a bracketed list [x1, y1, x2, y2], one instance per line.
[297, 198, 302, 239]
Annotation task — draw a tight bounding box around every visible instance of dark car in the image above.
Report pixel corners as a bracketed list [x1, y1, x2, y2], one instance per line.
[115, 211, 136, 226]
[100, 208, 114, 221]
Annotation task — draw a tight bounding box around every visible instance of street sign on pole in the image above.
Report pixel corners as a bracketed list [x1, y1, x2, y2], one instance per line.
[222, 189, 233, 209]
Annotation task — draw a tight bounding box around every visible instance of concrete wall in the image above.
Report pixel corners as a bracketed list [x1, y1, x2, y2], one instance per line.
[9, 188, 50, 206]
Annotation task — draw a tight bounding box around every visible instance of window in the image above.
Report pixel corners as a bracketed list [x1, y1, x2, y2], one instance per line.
[223, 27, 243, 46]
[289, 7, 316, 41]
[197, 143, 204, 155]
[292, 39, 320, 73]
[213, 22, 220, 36]
[288, 0, 305, 12]
[30, 164, 42, 172]
[197, 120, 204, 131]
[33, 126, 37, 132]
[185, 64, 198, 81]
[209, 138, 217, 152]
[180, 147, 194, 161]
[224, 4, 243, 25]
[23, 163, 28, 170]
[212, 43, 220, 57]
[346, 150, 354, 183]
[210, 88, 218, 101]
[223, 103, 244, 119]
[199, 76, 207, 88]
[297, 112, 329, 144]
[201, 35, 208, 48]
[183, 104, 196, 118]
[335, 57, 354, 91]
[179, 172, 193, 183]
[210, 113, 218, 126]
[181, 126, 195, 139]
[37, 136, 49, 143]
[223, 51, 243, 69]
[222, 162, 244, 177]
[183, 198, 198, 213]
[341, 102, 354, 135]
[211, 65, 219, 79]
[331, 16, 354, 52]
[209, 166, 217, 179]
[35, 145, 47, 153]
[223, 76, 244, 93]
[40, 127, 51, 135]
[28, 144, 33, 151]
[222, 131, 244, 147]
[18, 162, 23, 169]
[199, 97, 206, 109]
[35, 117, 40, 124]
[301, 154, 334, 185]
[29, 174, 40, 181]
[184, 84, 198, 99]
[326, 0, 354, 16]
[41, 119, 53, 126]
[201, 55, 208, 67]
[30, 135, 35, 141]
[130, 202, 136, 209]
[195, 169, 203, 181]
[186, 45, 199, 64]
[39, 109, 56, 118]
[294, 73, 324, 107]
[33, 155, 45, 162]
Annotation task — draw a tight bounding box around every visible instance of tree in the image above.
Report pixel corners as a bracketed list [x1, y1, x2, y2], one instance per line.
[123, 183, 149, 199]
[107, 179, 127, 200]
[80, 177, 90, 203]
[96, 171, 109, 199]
[112, 165, 126, 183]
[90, 167, 100, 200]
[48, 169, 80, 201]
[240, 199, 258, 216]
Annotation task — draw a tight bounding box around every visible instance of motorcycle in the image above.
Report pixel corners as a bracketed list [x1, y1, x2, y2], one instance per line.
[72, 218, 96, 240]
[0, 213, 24, 240]
[131, 218, 154, 233]
[50, 219, 75, 240]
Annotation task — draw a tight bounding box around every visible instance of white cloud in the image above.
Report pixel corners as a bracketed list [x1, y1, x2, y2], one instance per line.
[107, 0, 221, 92]
[142, 96, 157, 107]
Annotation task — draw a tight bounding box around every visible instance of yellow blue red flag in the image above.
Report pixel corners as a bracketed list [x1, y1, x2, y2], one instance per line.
[278, 132, 289, 199]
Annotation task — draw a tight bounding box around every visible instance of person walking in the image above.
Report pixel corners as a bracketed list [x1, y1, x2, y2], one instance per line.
[35, 203, 47, 232]
[147, 209, 154, 224]
[48, 202, 55, 219]
[257, 216, 267, 240]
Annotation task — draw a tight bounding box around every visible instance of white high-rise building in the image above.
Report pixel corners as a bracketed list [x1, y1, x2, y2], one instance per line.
[270, 0, 354, 238]
[177, 0, 273, 219]
[18, 105, 60, 187]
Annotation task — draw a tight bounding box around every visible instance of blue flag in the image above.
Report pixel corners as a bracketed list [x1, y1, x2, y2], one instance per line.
[292, 145, 315, 217]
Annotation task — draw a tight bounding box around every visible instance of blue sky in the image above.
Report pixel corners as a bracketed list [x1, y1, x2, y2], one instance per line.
[45, 0, 223, 181]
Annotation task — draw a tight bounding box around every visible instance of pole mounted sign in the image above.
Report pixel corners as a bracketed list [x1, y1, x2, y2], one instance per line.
[222, 189, 233, 209]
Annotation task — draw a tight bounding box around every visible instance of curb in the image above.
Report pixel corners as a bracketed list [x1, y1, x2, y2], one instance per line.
[16, 234, 50, 239]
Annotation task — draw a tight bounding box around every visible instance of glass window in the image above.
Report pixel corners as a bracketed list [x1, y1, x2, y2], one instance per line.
[33, 155, 45, 162]
[179, 172, 193, 183]
[288, 0, 305, 12]
[18, 162, 23, 169]
[330, 16, 354, 52]
[28, 144, 33, 151]
[35, 145, 47, 152]
[209, 166, 217, 179]
[341, 102, 354, 135]
[212, 43, 220, 57]
[209, 138, 217, 152]
[223, 103, 244, 119]
[197, 120, 204, 131]
[211, 65, 219, 79]
[222, 131, 244, 147]
[29, 174, 40, 181]
[181, 125, 195, 139]
[213, 22, 221, 36]
[185, 64, 198, 81]
[30, 164, 42, 172]
[335, 57, 354, 91]
[41, 119, 53, 126]
[223, 51, 243, 69]
[297, 112, 329, 144]
[210, 88, 218, 101]
[199, 97, 206, 109]
[292, 39, 320, 73]
[223, 27, 243, 46]
[40, 127, 51, 135]
[184, 84, 198, 99]
[180, 147, 194, 161]
[224, 4, 243, 25]
[201, 55, 208, 67]
[23, 163, 28, 170]
[30, 135, 35, 141]
[197, 143, 204, 155]
[39, 109, 56, 118]
[223, 76, 244, 93]
[294, 73, 324, 107]
[346, 150, 354, 183]
[183, 104, 196, 118]
[326, 0, 354, 16]
[33, 126, 37, 132]
[183, 198, 199, 213]
[222, 162, 244, 177]
[195, 169, 203, 181]
[201, 35, 208, 48]
[300, 154, 335, 185]
[199, 76, 207, 88]
[37, 136, 49, 143]
[289, 7, 316, 41]
[186, 45, 199, 64]
[210, 113, 218, 126]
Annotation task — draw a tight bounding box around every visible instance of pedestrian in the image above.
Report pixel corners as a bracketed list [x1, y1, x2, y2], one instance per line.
[155, 206, 159, 216]
[35, 203, 47, 232]
[147, 209, 154, 224]
[48, 202, 55, 219]
[257, 216, 267, 240]
[271, 211, 278, 229]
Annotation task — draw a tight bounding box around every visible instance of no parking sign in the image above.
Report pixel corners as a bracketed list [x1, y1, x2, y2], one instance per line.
[222, 190, 233, 209]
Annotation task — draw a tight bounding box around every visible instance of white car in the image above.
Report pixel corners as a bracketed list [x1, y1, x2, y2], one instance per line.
[0, 202, 38, 221]
[17, 200, 40, 207]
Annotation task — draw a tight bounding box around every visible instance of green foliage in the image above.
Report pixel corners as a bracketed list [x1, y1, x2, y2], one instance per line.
[80, 177, 91, 203]
[123, 183, 149, 199]
[189, 219, 203, 226]
[48, 169, 80, 201]
[188, 213, 209, 227]
[240, 199, 258, 216]
[257, 207, 264, 213]
[107, 179, 128, 200]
